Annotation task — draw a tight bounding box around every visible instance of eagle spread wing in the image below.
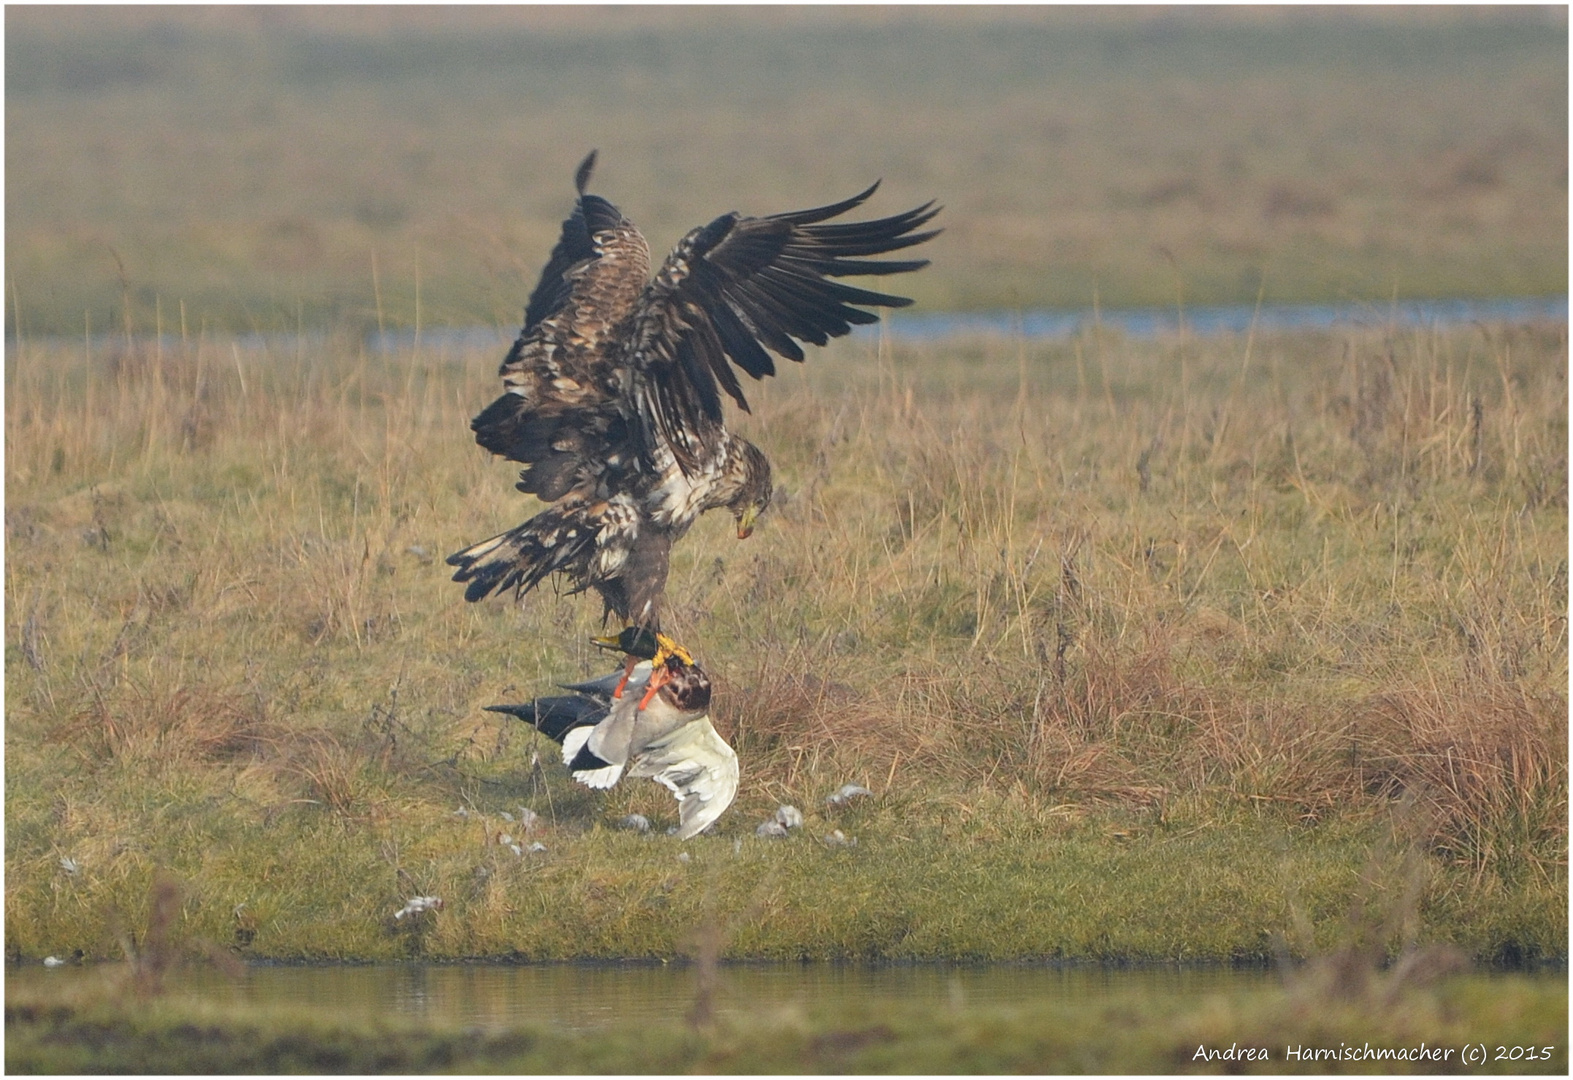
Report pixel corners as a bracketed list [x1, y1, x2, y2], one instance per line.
[467, 150, 648, 502]
[449, 151, 939, 627]
[628, 185, 940, 473]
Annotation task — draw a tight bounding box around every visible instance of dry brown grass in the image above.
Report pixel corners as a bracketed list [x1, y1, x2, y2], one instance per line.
[4, 314, 1565, 961]
[666, 320, 1568, 880]
[1355, 683, 1567, 880]
[55, 682, 270, 770]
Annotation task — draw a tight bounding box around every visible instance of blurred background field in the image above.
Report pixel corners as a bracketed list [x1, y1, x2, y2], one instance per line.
[5, 5, 1567, 337]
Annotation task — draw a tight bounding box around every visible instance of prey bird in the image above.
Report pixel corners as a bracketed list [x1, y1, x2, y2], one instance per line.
[448, 151, 939, 632]
[489, 636, 737, 839]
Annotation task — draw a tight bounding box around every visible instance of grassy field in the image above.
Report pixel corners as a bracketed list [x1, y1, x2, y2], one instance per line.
[3, 19, 1567, 1075]
[6, 963, 1567, 1073]
[5, 6, 1568, 335]
[4, 312, 1565, 966]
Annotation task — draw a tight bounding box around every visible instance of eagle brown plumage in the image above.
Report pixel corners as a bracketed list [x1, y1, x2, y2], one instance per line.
[448, 151, 940, 628]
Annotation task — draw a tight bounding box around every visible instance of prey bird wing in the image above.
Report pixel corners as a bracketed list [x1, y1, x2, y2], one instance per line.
[485, 658, 658, 791]
[489, 650, 734, 837]
[627, 719, 739, 841]
[485, 696, 624, 789]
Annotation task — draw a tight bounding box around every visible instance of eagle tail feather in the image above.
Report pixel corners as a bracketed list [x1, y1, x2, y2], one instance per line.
[446, 505, 599, 604]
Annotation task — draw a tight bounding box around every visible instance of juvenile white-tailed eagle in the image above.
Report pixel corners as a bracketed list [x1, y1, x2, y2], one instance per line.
[448, 152, 939, 629]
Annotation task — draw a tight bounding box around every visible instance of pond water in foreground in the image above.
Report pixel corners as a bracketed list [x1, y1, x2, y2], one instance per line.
[9, 962, 1288, 1031]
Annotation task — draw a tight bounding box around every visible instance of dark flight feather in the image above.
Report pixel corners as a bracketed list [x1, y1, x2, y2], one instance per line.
[632, 193, 941, 431]
[486, 697, 606, 742]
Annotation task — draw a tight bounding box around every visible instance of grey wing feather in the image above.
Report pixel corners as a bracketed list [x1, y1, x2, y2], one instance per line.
[627, 717, 739, 840]
[559, 661, 651, 701]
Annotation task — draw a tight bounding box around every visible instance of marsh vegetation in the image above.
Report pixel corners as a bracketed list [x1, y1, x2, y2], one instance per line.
[4, 7, 1566, 1072]
[5, 316, 1565, 965]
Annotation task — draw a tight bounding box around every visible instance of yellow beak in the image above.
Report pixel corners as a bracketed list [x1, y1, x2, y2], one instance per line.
[591, 628, 694, 669]
[737, 505, 760, 540]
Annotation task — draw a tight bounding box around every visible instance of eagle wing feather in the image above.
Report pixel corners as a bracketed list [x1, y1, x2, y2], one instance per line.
[626, 186, 941, 472]
[452, 155, 937, 627]
[518, 151, 602, 335]
[470, 152, 651, 518]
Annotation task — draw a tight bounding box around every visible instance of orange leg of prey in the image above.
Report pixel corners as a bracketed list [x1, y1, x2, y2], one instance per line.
[611, 655, 639, 700]
[637, 667, 672, 710]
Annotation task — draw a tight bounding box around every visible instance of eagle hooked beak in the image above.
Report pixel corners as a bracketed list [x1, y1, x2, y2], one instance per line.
[736, 504, 760, 540]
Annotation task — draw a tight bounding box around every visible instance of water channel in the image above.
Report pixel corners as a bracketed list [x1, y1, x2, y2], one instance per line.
[11, 962, 1566, 1034]
[354, 294, 1567, 355]
[8, 961, 1291, 1030]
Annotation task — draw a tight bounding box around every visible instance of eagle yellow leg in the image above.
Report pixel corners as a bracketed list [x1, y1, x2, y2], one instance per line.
[594, 629, 695, 699]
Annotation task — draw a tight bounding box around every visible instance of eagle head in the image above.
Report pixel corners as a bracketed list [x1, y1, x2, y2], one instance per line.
[727, 439, 773, 540]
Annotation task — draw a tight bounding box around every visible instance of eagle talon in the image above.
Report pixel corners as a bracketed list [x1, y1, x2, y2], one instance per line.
[594, 628, 694, 701]
[593, 627, 694, 667]
[593, 626, 657, 658]
[649, 632, 694, 670]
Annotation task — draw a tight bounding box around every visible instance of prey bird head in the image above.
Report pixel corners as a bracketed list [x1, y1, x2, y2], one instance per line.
[590, 628, 709, 713]
[650, 656, 711, 714]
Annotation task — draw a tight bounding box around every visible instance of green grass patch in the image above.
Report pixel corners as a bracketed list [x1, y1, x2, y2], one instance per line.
[9, 809, 1552, 965]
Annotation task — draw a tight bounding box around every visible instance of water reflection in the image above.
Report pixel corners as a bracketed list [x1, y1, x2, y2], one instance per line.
[9, 962, 1279, 1031]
